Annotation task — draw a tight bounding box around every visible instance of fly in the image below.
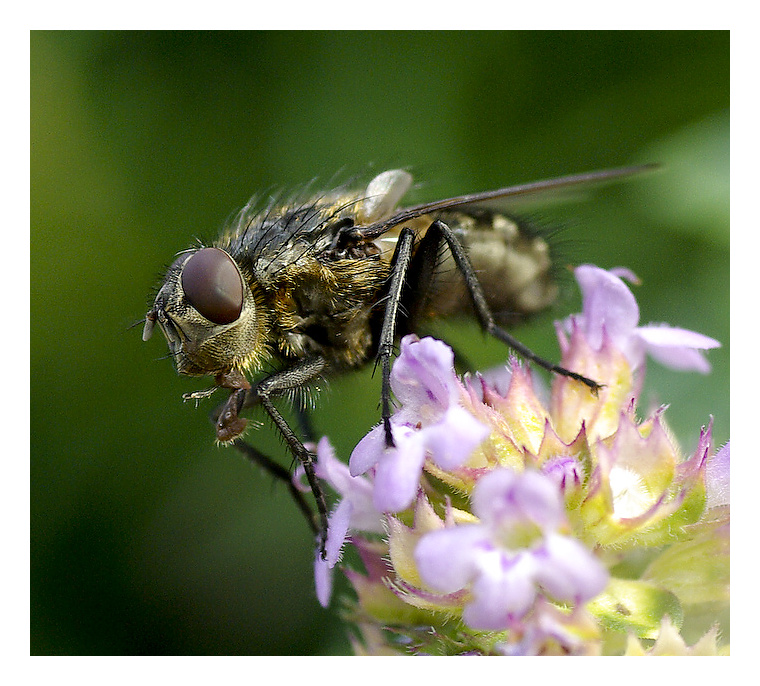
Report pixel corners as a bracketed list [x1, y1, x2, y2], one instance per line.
[143, 164, 656, 555]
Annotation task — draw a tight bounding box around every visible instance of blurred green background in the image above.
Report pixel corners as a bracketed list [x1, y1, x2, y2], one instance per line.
[31, 31, 729, 655]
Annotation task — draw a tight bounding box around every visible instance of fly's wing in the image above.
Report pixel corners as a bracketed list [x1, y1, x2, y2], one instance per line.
[356, 169, 414, 224]
[358, 164, 660, 238]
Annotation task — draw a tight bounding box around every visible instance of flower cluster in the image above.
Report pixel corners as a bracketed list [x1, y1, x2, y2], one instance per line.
[309, 265, 728, 655]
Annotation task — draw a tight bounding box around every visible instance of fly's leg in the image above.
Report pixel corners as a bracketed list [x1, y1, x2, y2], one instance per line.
[418, 220, 603, 392]
[211, 368, 251, 442]
[248, 357, 330, 556]
[375, 221, 601, 452]
[376, 227, 417, 447]
[229, 438, 319, 538]
[210, 398, 320, 539]
[211, 356, 331, 556]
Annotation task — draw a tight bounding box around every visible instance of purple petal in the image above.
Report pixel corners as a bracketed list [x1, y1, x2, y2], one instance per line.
[636, 324, 721, 350]
[372, 427, 427, 512]
[316, 437, 383, 533]
[314, 436, 341, 481]
[325, 498, 352, 567]
[636, 325, 721, 373]
[314, 500, 353, 607]
[608, 266, 641, 284]
[706, 441, 730, 509]
[644, 344, 713, 373]
[414, 525, 489, 593]
[574, 264, 640, 349]
[316, 436, 361, 494]
[464, 551, 538, 628]
[349, 424, 385, 477]
[314, 553, 333, 608]
[542, 456, 584, 492]
[472, 468, 564, 531]
[391, 335, 460, 412]
[534, 533, 608, 603]
[422, 405, 490, 470]
[314, 498, 355, 607]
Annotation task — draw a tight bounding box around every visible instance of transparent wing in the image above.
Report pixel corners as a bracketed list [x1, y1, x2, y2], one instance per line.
[359, 164, 659, 238]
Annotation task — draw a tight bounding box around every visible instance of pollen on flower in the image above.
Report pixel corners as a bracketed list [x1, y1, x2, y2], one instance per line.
[609, 465, 654, 519]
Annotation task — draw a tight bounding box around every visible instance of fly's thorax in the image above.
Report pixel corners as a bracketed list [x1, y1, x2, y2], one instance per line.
[414, 211, 559, 321]
[262, 254, 390, 370]
[143, 247, 270, 377]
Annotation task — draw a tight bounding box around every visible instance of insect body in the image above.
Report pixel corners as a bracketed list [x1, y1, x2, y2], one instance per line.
[143, 165, 653, 553]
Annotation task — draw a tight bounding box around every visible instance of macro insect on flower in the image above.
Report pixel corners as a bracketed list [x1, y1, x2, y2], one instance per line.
[143, 165, 658, 556]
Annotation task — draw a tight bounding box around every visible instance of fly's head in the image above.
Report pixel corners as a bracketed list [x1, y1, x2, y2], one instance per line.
[143, 247, 266, 378]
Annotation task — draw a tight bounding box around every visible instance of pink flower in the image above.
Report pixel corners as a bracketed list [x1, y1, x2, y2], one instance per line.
[558, 265, 720, 374]
[349, 336, 489, 513]
[414, 469, 608, 630]
[311, 437, 382, 607]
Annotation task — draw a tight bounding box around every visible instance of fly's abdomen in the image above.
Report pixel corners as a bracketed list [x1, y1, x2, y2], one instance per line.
[422, 211, 559, 323]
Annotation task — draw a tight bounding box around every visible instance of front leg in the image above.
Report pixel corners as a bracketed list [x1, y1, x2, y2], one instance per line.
[212, 368, 252, 443]
[212, 357, 331, 555]
[251, 357, 330, 552]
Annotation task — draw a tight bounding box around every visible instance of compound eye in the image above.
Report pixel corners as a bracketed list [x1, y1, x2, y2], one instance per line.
[181, 248, 243, 324]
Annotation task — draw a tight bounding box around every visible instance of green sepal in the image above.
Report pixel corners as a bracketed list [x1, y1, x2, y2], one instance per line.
[587, 577, 683, 639]
[628, 480, 707, 548]
[642, 522, 729, 605]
